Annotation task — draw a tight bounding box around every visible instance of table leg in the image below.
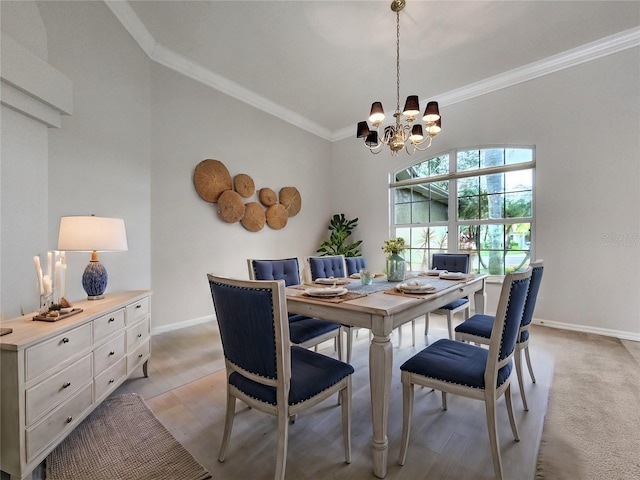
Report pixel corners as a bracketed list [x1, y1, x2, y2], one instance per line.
[369, 332, 392, 478]
[474, 288, 487, 314]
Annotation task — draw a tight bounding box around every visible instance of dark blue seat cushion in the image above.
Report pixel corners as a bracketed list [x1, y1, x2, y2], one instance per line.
[400, 339, 512, 389]
[288, 317, 340, 344]
[454, 314, 493, 339]
[438, 298, 469, 311]
[229, 346, 354, 406]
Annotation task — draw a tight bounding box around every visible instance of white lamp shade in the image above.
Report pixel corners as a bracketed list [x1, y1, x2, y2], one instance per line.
[58, 216, 128, 252]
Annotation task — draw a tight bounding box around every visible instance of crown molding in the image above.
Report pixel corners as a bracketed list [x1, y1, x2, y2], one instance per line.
[105, 2, 639, 144]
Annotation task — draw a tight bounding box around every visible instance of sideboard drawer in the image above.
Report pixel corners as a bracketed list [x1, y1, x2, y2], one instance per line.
[127, 339, 150, 375]
[93, 333, 126, 376]
[25, 323, 92, 381]
[26, 382, 93, 462]
[126, 317, 149, 351]
[93, 308, 125, 340]
[125, 297, 149, 325]
[25, 353, 92, 426]
[94, 357, 126, 401]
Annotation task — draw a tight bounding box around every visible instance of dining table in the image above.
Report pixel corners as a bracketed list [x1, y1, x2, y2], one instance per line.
[285, 272, 488, 479]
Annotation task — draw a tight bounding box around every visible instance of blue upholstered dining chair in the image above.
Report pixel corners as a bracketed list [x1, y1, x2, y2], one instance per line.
[345, 256, 367, 276]
[208, 275, 354, 480]
[399, 267, 532, 480]
[454, 260, 544, 411]
[248, 258, 343, 360]
[303, 255, 360, 363]
[424, 253, 471, 340]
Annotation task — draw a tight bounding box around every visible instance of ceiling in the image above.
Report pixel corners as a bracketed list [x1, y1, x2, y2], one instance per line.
[109, 1, 640, 141]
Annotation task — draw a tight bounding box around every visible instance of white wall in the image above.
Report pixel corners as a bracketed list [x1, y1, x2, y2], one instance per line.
[149, 65, 333, 330]
[331, 48, 640, 338]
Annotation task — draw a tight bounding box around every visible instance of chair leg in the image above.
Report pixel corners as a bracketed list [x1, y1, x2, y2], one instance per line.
[411, 319, 416, 346]
[336, 328, 344, 362]
[514, 348, 529, 411]
[524, 345, 537, 383]
[484, 393, 504, 480]
[275, 410, 290, 480]
[446, 312, 454, 340]
[441, 391, 447, 410]
[505, 383, 520, 441]
[399, 376, 414, 465]
[341, 378, 352, 464]
[218, 391, 236, 462]
[424, 313, 430, 337]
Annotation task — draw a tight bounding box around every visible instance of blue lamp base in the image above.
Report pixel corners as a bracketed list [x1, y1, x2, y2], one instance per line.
[82, 260, 108, 300]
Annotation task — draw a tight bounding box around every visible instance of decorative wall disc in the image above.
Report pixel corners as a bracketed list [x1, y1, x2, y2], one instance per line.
[266, 204, 288, 230]
[193, 159, 232, 203]
[217, 190, 245, 223]
[259, 187, 277, 206]
[279, 186, 302, 216]
[241, 202, 266, 232]
[234, 173, 255, 198]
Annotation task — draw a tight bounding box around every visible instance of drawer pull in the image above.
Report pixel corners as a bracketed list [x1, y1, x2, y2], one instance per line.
[66, 416, 73, 423]
[62, 382, 71, 388]
[135, 304, 142, 309]
[108, 317, 115, 323]
[62, 337, 69, 344]
[109, 379, 115, 384]
[138, 354, 143, 358]
[109, 351, 115, 356]
[137, 333, 142, 338]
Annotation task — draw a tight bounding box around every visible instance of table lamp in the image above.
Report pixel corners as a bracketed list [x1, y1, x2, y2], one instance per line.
[57, 215, 128, 300]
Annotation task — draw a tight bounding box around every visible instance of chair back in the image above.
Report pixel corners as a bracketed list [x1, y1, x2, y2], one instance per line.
[248, 258, 301, 286]
[305, 255, 347, 281]
[431, 253, 470, 273]
[485, 268, 532, 386]
[208, 275, 289, 386]
[345, 256, 367, 276]
[521, 260, 544, 328]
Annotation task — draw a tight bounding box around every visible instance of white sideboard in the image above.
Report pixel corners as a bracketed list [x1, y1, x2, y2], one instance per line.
[0, 290, 152, 480]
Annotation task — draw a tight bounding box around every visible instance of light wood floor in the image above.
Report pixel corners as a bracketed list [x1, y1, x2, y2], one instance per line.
[110, 317, 555, 480]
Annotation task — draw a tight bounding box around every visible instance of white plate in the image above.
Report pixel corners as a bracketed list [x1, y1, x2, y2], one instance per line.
[439, 272, 464, 280]
[349, 273, 360, 279]
[315, 277, 350, 285]
[424, 269, 441, 276]
[305, 287, 348, 297]
[396, 281, 436, 294]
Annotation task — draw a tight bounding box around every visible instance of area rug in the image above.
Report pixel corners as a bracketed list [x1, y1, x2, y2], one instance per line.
[46, 393, 211, 480]
[535, 329, 640, 479]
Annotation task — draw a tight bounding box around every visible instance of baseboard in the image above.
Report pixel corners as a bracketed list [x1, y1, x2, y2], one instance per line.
[533, 318, 640, 342]
[151, 314, 215, 335]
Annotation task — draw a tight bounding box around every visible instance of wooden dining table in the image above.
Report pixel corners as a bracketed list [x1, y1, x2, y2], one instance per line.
[285, 273, 487, 479]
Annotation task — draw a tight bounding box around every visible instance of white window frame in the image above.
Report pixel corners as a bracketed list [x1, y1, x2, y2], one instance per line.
[389, 145, 536, 279]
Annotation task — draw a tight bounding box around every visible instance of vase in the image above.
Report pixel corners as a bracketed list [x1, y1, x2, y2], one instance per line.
[386, 253, 406, 282]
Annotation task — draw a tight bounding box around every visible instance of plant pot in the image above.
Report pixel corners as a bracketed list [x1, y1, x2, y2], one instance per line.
[386, 254, 406, 282]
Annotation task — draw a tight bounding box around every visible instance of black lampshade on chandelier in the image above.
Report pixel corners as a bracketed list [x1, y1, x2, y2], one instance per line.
[357, 0, 442, 156]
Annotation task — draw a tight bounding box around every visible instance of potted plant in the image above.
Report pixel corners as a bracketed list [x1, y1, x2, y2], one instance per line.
[382, 237, 407, 281]
[317, 214, 363, 257]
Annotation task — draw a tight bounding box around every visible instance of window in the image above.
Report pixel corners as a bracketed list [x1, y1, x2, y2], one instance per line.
[391, 147, 535, 276]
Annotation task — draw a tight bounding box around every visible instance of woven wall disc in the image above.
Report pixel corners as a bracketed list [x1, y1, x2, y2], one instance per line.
[240, 202, 266, 232]
[193, 159, 232, 203]
[217, 190, 245, 223]
[234, 173, 255, 198]
[259, 187, 277, 206]
[266, 204, 288, 230]
[279, 186, 302, 216]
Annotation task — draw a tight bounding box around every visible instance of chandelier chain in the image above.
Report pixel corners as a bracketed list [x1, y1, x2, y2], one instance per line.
[396, 9, 401, 116]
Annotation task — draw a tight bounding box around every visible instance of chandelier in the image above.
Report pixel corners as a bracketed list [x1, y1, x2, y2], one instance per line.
[356, 0, 441, 156]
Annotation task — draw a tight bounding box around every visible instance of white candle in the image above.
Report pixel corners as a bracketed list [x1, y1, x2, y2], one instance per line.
[47, 251, 52, 280]
[61, 263, 67, 299]
[34, 255, 44, 295]
[43, 275, 52, 296]
[55, 261, 61, 302]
